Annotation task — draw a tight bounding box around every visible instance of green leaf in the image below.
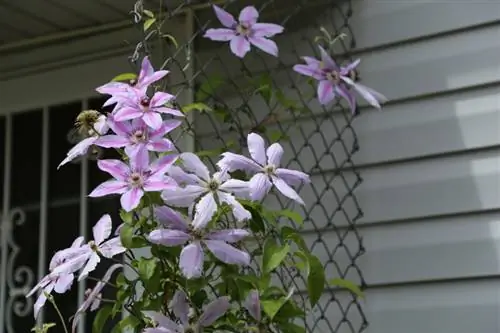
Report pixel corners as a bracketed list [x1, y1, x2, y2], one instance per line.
[111, 315, 140, 333]
[182, 102, 213, 113]
[119, 210, 134, 224]
[111, 73, 137, 82]
[196, 75, 225, 101]
[261, 299, 287, 321]
[278, 322, 306, 333]
[281, 227, 309, 254]
[162, 34, 179, 48]
[262, 239, 290, 273]
[275, 209, 304, 226]
[143, 9, 154, 18]
[143, 18, 156, 31]
[119, 223, 134, 249]
[138, 257, 158, 281]
[307, 254, 326, 307]
[92, 305, 113, 333]
[329, 278, 364, 298]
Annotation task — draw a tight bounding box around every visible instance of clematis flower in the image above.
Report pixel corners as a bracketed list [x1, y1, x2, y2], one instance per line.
[96, 56, 169, 108]
[148, 206, 251, 279]
[112, 90, 184, 130]
[89, 148, 178, 212]
[217, 132, 310, 205]
[161, 152, 251, 230]
[58, 113, 109, 169]
[26, 236, 85, 319]
[204, 5, 284, 58]
[71, 263, 123, 333]
[293, 45, 387, 113]
[144, 291, 230, 332]
[51, 214, 126, 280]
[96, 117, 181, 156]
[243, 290, 261, 322]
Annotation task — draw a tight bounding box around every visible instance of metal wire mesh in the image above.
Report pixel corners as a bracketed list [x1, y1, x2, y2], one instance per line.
[129, 0, 367, 332]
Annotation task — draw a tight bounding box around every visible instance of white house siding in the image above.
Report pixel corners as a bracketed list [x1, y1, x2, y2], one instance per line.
[194, 0, 500, 332]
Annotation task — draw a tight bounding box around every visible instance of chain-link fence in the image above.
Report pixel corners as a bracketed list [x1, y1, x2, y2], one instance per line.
[128, 0, 367, 332]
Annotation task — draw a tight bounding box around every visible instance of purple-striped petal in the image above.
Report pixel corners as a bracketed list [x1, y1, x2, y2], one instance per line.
[146, 312, 180, 332]
[179, 152, 210, 181]
[217, 152, 261, 173]
[271, 176, 304, 205]
[219, 179, 249, 195]
[239, 6, 259, 25]
[248, 37, 278, 57]
[198, 296, 231, 327]
[57, 137, 97, 169]
[230, 36, 251, 58]
[248, 173, 272, 201]
[54, 274, 73, 294]
[95, 135, 129, 148]
[129, 146, 149, 172]
[317, 80, 336, 105]
[113, 106, 142, 121]
[204, 240, 250, 266]
[150, 91, 175, 107]
[107, 118, 132, 136]
[293, 64, 323, 80]
[213, 5, 237, 28]
[243, 290, 261, 322]
[335, 85, 356, 114]
[154, 206, 188, 231]
[142, 112, 163, 130]
[161, 185, 206, 207]
[179, 241, 204, 279]
[150, 119, 182, 138]
[275, 168, 310, 186]
[167, 165, 202, 186]
[147, 138, 174, 152]
[120, 187, 144, 212]
[171, 290, 190, 326]
[99, 237, 126, 258]
[148, 229, 191, 246]
[206, 229, 250, 243]
[266, 143, 283, 167]
[204, 28, 236, 41]
[78, 253, 100, 281]
[97, 159, 129, 180]
[349, 81, 387, 109]
[143, 176, 176, 192]
[192, 192, 218, 230]
[247, 133, 267, 165]
[341, 58, 361, 75]
[252, 23, 284, 37]
[89, 180, 128, 197]
[93, 214, 112, 245]
[150, 154, 179, 175]
[217, 192, 252, 222]
[154, 106, 184, 117]
[318, 45, 338, 70]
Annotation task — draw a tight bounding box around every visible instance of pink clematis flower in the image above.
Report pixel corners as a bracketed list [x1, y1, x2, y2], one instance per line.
[26, 236, 85, 319]
[89, 148, 178, 212]
[148, 206, 251, 279]
[293, 45, 387, 113]
[51, 214, 126, 280]
[217, 132, 310, 205]
[161, 152, 251, 230]
[95, 117, 181, 157]
[144, 292, 230, 332]
[204, 5, 284, 58]
[96, 56, 169, 108]
[58, 114, 109, 169]
[112, 90, 184, 130]
[71, 263, 123, 333]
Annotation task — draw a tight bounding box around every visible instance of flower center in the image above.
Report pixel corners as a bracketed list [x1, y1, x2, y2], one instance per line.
[129, 172, 143, 187]
[129, 78, 137, 86]
[208, 180, 219, 192]
[132, 129, 146, 143]
[184, 327, 196, 333]
[348, 69, 358, 81]
[236, 24, 250, 36]
[140, 96, 150, 108]
[88, 241, 98, 252]
[326, 70, 341, 83]
[263, 164, 276, 175]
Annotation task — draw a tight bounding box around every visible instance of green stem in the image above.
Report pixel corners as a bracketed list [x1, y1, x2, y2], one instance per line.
[46, 293, 69, 333]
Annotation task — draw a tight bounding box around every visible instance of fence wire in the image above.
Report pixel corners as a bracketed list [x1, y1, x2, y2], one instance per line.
[130, 0, 367, 332]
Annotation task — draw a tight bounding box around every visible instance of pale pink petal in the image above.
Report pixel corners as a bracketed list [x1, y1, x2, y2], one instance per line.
[94, 115, 109, 135]
[335, 85, 356, 113]
[78, 253, 100, 281]
[206, 229, 250, 243]
[33, 286, 52, 319]
[51, 251, 90, 276]
[213, 5, 237, 27]
[192, 192, 218, 230]
[57, 137, 97, 169]
[275, 168, 310, 186]
[161, 185, 206, 207]
[97, 159, 129, 180]
[150, 91, 175, 107]
[54, 274, 73, 294]
[248, 173, 272, 201]
[139, 70, 169, 89]
[143, 176, 176, 192]
[146, 312, 180, 332]
[219, 179, 249, 198]
[154, 106, 185, 117]
[217, 191, 252, 222]
[204, 240, 250, 266]
[303, 56, 321, 67]
[71, 236, 85, 248]
[230, 36, 251, 58]
[167, 165, 202, 186]
[95, 135, 129, 148]
[113, 106, 142, 121]
[27, 276, 50, 298]
[243, 290, 261, 322]
[293, 64, 323, 80]
[89, 180, 128, 197]
[248, 37, 278, 57]
[349, 81, 387, 109]
[149, 154, 179, 175]
[154, 206, 189, 231]
[204, 28, 236, 41]
[252, 23, 284, 37]
[318, 45, 338, 70]
[247, 133, 267, 165]
[171, 290, 190, 326]
[147, 138, 174, 152]
[148, 229, 191, 246]
[139, 56, 154, 80]
[217, 152, 261, 173]
[150, 119, 182, 138]
[179, 241, 204, 279]
[142, 112, 163, 130]
[179, 152, 210, 181]
[90, 298, 101, 312]
[239, 6, 259, 25]
[107, 118, 132, 136]
[271, 176, 304, 205]
[93, 214, 112, 245]
[266, 143, 283, 167]
[99, 237, 126, 258]
[120, 188, 144, 212]
[96, 81, 129, 95]
[199, 296, 231, 327]
[129, 146, 149, 171]
[341, 58, 361, 75]
[317, 80, 336, 105]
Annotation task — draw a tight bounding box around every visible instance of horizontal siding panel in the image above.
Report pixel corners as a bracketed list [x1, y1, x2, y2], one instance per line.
[312, 280, 500, 333]
[351, 0, 500, 50]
